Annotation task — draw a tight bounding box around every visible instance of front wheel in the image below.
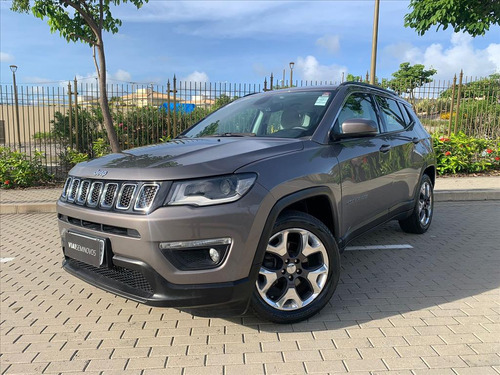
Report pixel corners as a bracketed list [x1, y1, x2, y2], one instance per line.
[399, 174, 434, 234]
[251, 211, 340, 323]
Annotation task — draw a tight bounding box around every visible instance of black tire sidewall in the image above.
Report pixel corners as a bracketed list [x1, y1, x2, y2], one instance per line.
[251, 211, 340, 323]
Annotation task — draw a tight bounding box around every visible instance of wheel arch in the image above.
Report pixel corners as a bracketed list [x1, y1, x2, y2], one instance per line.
[423, 165, 436, 187]
[250, 187, 339, 275]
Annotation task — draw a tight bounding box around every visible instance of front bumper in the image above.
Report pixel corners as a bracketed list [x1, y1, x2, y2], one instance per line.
[63, 256, 253, 314]
[57, 182, 273, 312]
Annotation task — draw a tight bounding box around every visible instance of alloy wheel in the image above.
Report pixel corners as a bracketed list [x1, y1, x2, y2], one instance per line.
[256, 228, 329, 311]
[418, 181, 432, 226]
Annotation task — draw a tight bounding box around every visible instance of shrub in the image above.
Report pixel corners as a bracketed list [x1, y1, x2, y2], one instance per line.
[51, 106, 105, 154]
[433, 132, 500, 175]
[0, 147, 52, 188]
[33, 131, 52, 140]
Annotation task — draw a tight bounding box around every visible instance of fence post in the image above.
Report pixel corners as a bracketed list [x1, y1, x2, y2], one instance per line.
[447, 74, 457, 136]
[74, 77, 79, 150]
[453, 70, 463, 134]
[167, 80, 171, 138]
[67, 82, 73, 149]
[11, 69, 21, 151]
[173, 75, 177, 138]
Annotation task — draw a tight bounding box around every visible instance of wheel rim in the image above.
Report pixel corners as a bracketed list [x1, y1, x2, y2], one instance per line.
[418, 181, 432, 227]
[256, 228, 329, 311]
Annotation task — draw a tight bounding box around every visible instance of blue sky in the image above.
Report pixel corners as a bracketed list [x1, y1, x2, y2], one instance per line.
[1, 0, 499, 87]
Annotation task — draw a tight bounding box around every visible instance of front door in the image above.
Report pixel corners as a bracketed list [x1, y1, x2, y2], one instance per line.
[333, 92, 393, 239]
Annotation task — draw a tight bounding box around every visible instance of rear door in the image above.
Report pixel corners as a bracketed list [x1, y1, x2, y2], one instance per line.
[374, 95, 422, 214]
[333, 91, 393, 239]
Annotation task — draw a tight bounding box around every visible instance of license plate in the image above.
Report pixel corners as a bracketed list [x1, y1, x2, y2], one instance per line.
[64, 231, 105, 267]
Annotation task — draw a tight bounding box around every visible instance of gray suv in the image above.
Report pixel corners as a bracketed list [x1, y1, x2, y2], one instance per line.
[57, 82, 435, 323]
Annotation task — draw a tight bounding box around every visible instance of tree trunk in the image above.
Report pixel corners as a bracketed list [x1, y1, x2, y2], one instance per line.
[96, 38, 121, 153]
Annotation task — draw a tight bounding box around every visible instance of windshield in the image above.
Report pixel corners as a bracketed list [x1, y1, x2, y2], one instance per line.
[181, 90, 336, 139]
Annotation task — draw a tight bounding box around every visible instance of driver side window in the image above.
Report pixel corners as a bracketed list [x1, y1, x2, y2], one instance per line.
[335, 93, 380, 134]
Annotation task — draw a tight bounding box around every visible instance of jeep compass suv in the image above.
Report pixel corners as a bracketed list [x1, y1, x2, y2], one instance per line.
[57, 82, 435, 323]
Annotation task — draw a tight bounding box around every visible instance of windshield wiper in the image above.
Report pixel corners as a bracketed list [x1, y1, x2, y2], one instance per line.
[207, 133, 256, 137]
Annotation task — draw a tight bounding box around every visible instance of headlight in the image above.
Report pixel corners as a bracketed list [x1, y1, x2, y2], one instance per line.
[166, 173, 257, 206]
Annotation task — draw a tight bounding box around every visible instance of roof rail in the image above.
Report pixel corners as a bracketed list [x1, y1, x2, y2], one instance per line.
[339, 81, 399, 96]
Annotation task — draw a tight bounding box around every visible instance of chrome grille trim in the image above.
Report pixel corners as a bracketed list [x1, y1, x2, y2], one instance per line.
[116, 184, 137, 210]
[87, 182, 103, 207]
[100, 183, 118, 209]
[61, 178, 163, 214]
[61, 177, 72, 200]
[67, 178, 80, 202]
[134, 184, 160, 212]
[76, 180, 91, 205]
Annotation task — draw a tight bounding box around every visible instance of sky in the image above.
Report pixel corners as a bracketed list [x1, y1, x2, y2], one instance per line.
[1, 0, 500, 88]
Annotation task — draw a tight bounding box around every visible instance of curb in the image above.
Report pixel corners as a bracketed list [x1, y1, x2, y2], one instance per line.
[0, 203, 57, 214]
[434, 190, 500, 202]
[1, 191, 499, 214]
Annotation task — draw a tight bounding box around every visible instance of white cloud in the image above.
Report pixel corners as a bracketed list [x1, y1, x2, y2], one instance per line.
[0, 52, 14, 62]
[316, 35, 340, 54]
[180, 71, 209, 83]
[383, 33, 500, 80]
[109, 69, 132, 82]
[296, 56, 347, 83]
[116, 1, 382, 39]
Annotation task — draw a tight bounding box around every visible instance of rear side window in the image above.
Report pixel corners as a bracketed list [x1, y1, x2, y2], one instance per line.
[376, 96, 406, 132]
[398, 102, 411, 125]
[335, 93, 379, 134]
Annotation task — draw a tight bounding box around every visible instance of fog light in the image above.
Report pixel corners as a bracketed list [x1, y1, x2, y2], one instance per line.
[159, 237, 232, 271]
[209, 248, 220, 263]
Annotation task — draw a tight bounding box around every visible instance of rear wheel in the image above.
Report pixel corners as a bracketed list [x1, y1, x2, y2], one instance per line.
[399, 174, 434, 234]
[251, 211, 340, 323]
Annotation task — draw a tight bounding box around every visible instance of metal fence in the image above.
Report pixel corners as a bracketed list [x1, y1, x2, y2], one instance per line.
[1, 73, 498, 177]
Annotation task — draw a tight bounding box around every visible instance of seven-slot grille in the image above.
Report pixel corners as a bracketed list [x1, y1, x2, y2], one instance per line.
[61, 177, 160, 213]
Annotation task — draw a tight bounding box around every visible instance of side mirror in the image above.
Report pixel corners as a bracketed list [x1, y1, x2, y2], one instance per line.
[334, 119, 378, 139]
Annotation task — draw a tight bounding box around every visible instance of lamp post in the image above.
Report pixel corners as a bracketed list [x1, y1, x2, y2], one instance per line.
[289, 62, 295, 87]
[10, 65, 21, 150]
[369, 0, 380, 85]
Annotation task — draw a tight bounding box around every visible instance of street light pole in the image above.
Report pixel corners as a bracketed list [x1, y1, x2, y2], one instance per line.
[10, 65, 21, 150]
[289, 62, 295, 88]
[369, 0, 380, 85]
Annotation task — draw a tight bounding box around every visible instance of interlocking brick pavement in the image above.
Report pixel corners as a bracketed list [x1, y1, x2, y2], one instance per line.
[1, 202, 499, 374]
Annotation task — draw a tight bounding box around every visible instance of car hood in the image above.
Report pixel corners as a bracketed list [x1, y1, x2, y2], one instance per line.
[70, 137, 303, 180]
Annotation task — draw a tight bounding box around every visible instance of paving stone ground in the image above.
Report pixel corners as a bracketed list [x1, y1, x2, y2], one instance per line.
[1, 201, 499, 374]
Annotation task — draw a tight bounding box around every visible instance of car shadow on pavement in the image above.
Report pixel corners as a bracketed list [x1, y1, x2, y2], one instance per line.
[241, 202, 500, 333]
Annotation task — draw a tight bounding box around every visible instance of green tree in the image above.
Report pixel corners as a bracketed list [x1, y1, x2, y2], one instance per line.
[11, 0, 148, 153]
[388, 62, 437, 100]
[440, 74, 500, 100]
[345, 73, 363, 82]
[405, 0, 500, 37]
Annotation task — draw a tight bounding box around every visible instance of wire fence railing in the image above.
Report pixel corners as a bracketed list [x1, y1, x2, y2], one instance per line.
[1, 73, 498, 177]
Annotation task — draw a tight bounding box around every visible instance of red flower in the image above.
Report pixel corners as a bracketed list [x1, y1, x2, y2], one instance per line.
[445, 151, 451, 156]
[439, 137, 450, 142]
[496, 156, 500, 161]
[486, 149, 493, 154]
[4, 180, 10, 185]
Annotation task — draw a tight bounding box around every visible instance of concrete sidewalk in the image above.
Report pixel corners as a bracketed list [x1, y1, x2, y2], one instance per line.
[0, 176, 499, 214]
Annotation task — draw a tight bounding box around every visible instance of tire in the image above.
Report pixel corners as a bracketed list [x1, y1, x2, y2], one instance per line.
[251, 210, 340, 323]
[399, 174, 434, 234]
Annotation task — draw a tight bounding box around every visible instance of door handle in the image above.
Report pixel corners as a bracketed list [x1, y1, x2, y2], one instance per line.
[379, 144, 391, 153]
